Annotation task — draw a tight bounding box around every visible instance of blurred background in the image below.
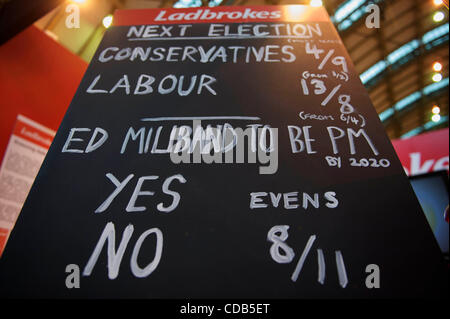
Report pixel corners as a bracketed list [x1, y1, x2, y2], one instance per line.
[1, 0, 448, 139]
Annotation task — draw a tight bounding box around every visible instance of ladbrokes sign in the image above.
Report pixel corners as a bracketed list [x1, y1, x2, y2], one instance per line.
[154, 8, 282, 22]
[114, 5, 329, 26]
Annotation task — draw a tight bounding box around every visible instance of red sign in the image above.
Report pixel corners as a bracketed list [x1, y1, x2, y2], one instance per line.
[391, 128, 449, 176]
[12, 116, 54, 150]
[114, 5, 330, 26]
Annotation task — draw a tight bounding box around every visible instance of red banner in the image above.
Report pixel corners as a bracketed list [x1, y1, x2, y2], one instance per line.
[391, 128, 449, 176]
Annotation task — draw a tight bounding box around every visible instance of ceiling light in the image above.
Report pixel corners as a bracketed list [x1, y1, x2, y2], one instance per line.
[431, 114, 441, 122]
[433, 11, 445, 22]
[432, 105, 441, 114]
[432, 62, 443, 72]
[310, 0, 323, 7]
[432, 73, 443, 82]
[103, 14, 113, 28]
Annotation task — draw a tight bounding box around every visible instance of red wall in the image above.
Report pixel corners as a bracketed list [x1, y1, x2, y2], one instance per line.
[0, 25, 87, 160]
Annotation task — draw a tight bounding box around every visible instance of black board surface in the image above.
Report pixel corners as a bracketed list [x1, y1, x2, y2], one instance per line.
[0, 5, 448, 299]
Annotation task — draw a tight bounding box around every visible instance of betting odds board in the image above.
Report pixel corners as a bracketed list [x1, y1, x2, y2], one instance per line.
[0, 5, 448, 299]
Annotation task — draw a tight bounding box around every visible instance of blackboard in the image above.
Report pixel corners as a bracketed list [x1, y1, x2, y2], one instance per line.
[0, 5, 448, 299]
